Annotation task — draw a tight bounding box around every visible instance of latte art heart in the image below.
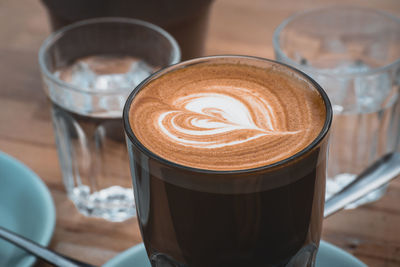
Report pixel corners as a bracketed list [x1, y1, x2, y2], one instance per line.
[158, 92, 300, 148]
[129, 63, 326, 170]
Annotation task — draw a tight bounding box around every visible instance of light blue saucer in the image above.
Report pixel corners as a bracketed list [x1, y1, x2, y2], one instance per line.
[0, 151, 56, 267]
[104, 241, 367, 267]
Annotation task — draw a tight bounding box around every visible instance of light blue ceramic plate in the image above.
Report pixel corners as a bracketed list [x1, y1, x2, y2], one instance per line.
[0, 151, 56, 267]
[104, 241, 367, 267]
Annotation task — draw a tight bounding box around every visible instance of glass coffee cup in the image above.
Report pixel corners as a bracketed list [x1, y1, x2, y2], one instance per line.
[40, 0, 214, 60]
[123, 56, 332, 266]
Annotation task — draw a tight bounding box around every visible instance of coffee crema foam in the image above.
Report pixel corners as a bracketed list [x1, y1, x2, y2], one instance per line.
[129, 63, 326, 171]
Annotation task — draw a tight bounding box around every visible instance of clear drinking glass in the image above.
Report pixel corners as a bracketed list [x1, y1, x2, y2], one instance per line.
[38, 17, 181, 221]
[273, 6, 400, 207]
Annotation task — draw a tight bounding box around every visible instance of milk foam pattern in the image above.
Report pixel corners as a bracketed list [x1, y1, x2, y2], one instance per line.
[157, 87, 300, 149]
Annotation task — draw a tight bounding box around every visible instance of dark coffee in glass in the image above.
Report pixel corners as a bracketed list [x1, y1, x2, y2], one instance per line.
[41, 0, 213, 60]
[123, 56, 332, 267]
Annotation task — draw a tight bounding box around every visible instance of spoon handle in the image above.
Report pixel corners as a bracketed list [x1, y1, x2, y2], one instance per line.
[0, 226, 97, 267]
[324, 152, 400, 218]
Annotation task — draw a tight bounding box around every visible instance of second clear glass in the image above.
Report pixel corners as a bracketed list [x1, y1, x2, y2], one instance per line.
[273, 6, 400, 207]
[39, 17, 181, 221]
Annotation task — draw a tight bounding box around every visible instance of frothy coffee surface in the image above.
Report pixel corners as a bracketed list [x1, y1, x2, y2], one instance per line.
[129, 62, 326, 170]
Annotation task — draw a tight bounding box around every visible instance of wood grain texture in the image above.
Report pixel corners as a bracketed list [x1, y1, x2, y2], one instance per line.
[0, 0, 399, 266]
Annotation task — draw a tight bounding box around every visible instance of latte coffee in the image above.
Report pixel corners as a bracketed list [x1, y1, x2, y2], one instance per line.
[124, 56, 332, 267]
[129, 61, 326, 170]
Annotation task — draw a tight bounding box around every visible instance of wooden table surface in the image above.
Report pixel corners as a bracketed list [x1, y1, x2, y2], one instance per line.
[1, 0, 400, 266]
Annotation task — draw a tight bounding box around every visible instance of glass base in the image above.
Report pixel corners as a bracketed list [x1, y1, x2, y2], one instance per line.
[326, 173, 387, 209]
[69, 185, 136, 222]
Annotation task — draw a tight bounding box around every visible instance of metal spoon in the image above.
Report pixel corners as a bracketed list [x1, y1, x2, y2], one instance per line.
[1, 152, 399, 266]
[0, 225, 96, 267]
[324, 152, 400, 217]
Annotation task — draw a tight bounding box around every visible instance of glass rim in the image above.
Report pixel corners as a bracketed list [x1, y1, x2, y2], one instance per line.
[38, 17, 181, 96]
[123, 55, 333, 175]
[273, 5, 400, 79]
